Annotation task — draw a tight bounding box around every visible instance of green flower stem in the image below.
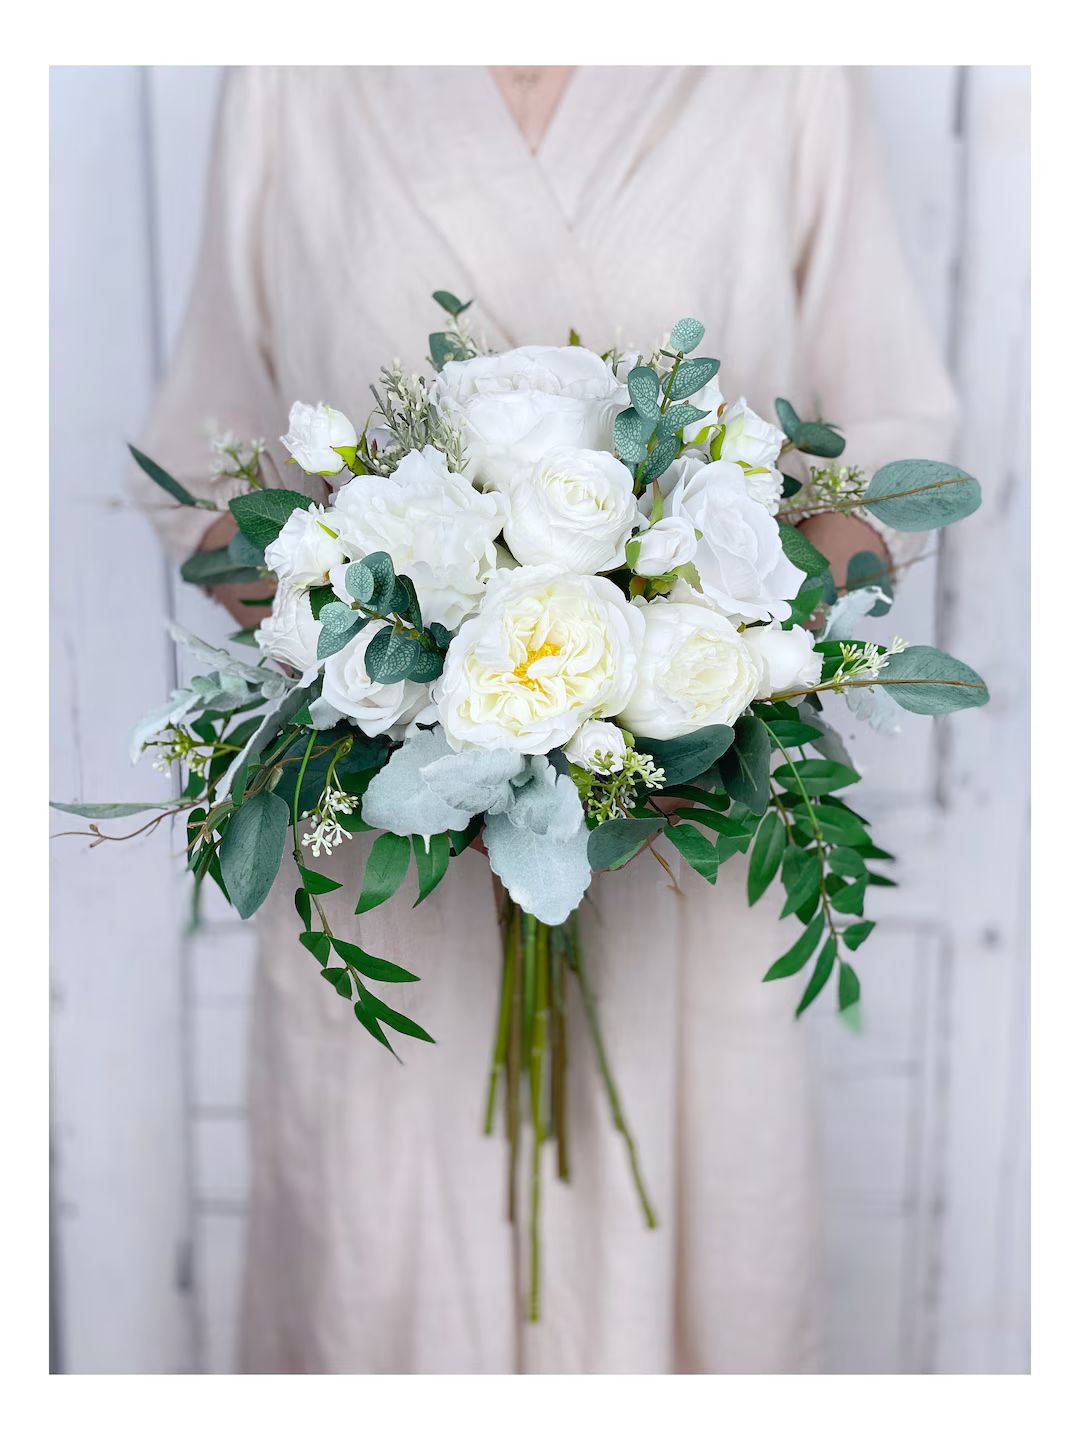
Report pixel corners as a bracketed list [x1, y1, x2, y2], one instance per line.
[505, 905, 524, 1225]
[484, 904, 516, 1136]
[291, 727, 318, 858]
[549, 927, 569, 1182]
[568, 916, 658, 1230]
[528, 921, 550, 1322]
[767, 675, 986, 705]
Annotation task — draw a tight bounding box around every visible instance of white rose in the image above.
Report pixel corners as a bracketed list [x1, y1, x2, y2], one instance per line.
[321, 625, 435, 738]
[667, 460, 804, 623]
[716, 397, 785, 469]
[431, 346, 626, 490]
[280, 401, 357, 476]
[743, 466, 784, 516]
[330, 446, 509, 630]
[435, 564, 644, 754]
[255, 586, 322, 673]
[632, 515, 699, 577]
[264, 503, 347, 588]
[565, 719, 628, 775]
[618, 598, 761, 741]
[680, 377, 726, 448]
[500, 446, 639, 574]
[742, 622, 824, 700]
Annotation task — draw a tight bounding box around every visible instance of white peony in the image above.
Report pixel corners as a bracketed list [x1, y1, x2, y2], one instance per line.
[618, 598, 762, 741]
[435, 564, 644, 754]
[632, 515, 699, 577]
[280, 401, 357, 476]
[742, 622, 824, 700]
[321, 625, 435, 738]
[565, 719, 628, 775]
[715, 397, 786, 469]
[500, 446, 640, 574]
[667, 460, 804, 623]
[264, 503, 347, 588]
[330, 446, 509, 630]
[255, 586, 322, 673]
[431, 346, 626, 490]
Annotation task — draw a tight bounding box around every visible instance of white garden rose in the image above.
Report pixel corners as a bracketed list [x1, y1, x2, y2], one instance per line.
[618, 598, 762, 741]
[500, 446, 639, 574]
[255, 586, 322, 673]
[565, 719, 628, 775]
[743, 466, 784, 515]
[742, 622, 824, 700]
[715, 397, 785, 469]
[264, 503, 347, 588]
[667, 460, 804, 623]
[280, 401, 357, 476]
[632, 515, 699, 577]
[431, 346, 626, 490]
[435, 564, 644, 754]
[330, 446, 509, 630]
[321, 625, 435, 738]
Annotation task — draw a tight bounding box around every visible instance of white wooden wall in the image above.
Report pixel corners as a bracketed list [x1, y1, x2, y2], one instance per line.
[49, 65, 1030, 1375]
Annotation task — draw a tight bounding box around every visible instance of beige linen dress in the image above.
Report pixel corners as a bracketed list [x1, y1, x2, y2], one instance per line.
[136, 65, 955, 1374]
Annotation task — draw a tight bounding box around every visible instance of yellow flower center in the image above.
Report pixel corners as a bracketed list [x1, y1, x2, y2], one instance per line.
[513, 640, 561, 690]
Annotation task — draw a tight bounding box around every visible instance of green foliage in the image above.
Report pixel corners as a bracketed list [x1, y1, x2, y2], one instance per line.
[355, 832, 412, 913]
[219, 790, 290, 919]
[838, 962, 861, 1012]
[587, 816, 664, 871]
[774, 399, 800, 439]
[316, 602, 363, 660]
[180, 547, 263, 586]
[129, 444, 204, 507]
[413, 833, 451, 904]
[842, 919, 876, 951]
[641, 434, 679, 482]
[772, 759, 860, 797]
[331, 936, 420, 984]
[432, 290, 471, 317]
[638, 725, 734, 788]
[614, 408, 651, 465]
[864, 459, 981, 531]
[664, 820, 719, 883]
[429, 331, 470, 371]
[229, 489, 313, 552]
[747, 811, 785, 905]
[656, 402, 708, 440]
[796, 938, 837, 1017]
[778, 522, 830, 577]
[669, 317, 705, 353]
[877, 645, 989, 714]
[363, 992, 435, 1044]
[769, 400, 845, 458]
[51, 799, 175, 819]
[718, 716, 771, 815]
[846, 549, 893, 616]
[628, 366, 661, 419]
[763, 913, 825, 981]
[780, 846, 819, 917]
[667, 356, 720, 402]
[297, 865, 343, 895]
[364, 627, 422, 684]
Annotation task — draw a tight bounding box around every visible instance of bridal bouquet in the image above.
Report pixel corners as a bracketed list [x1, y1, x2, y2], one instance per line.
[55, 294, 987, 1317]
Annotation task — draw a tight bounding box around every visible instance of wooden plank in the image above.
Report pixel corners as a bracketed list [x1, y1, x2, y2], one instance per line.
[49, 65, 192, 1373]
[926, 65, 1030, 1375]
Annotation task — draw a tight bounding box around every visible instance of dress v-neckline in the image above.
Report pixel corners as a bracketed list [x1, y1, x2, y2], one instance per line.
[486, 66, 579, 164]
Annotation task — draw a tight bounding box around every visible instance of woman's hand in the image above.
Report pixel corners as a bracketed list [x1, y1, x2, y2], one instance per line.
[197, 513, 275, 627]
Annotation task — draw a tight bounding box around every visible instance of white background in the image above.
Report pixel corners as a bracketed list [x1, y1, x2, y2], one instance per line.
[49, 65, 1030, 1374]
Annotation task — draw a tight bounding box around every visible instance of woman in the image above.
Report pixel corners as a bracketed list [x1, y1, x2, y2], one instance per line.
[136, 66, 954, 1374]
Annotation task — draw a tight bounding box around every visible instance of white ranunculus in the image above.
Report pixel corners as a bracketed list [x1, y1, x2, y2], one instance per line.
[743, 466, 784, 515]
[565, 719, 628, 775]
[632, 515, 699, 577]
[435, 565, 644, 754]
[330, 446, 509, 630]
[264, 503, 347, 588]
[500, 446, 640, 574]
[280, 401, 357, 476]
[618, 598, 762, 741]
[667, 460, 804, 623]
[321, 625, 435, 738]
[680, 377, 726, 448]
[742, 622, 824, 700]
[431, 346, 627, 490]
[716, 397, 786, 469]
[255, 586, 322, 673]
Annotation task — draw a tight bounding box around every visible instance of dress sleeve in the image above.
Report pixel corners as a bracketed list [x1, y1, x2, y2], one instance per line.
[130, 67, 283, 563]
[789, 67, 960, 574]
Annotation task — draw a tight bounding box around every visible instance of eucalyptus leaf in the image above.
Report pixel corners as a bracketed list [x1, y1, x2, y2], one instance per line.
[587, 816, 665, 871]
[432, 289, 470, 317]
[364, 627, 420, 684]
[614, 408, 649, 464]
[628, 366, 661, 419]
[664, 821, 719, 883]
[636, 725, 734, 788]
[778, 523, 830, 577]
[51, 800, 176, 819]
[667, 356, 720, 402]
[846, 550, 893, 615]
[219, 790, 290, 919]
[229, 489, 313, 551]
[864, 459, 981, 531]
[642, 435, 679, 482]
[344, 562, 376, 604]
[877, 645, 989, 714]
[718, 716, 771, 815]
[774, 398, 800, 439]
[670, 317, 705, 353]
[792, 422, 845, 458]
